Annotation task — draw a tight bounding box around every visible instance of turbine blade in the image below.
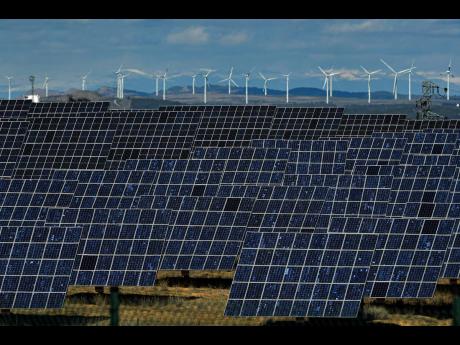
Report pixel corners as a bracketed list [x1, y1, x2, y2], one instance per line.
[231, 79, 239, 87]
[318, 66, 327, 75]
[258, 72, 266, 80]
[360, 66, 370, 74]
[380, 59, 397, 74]
[322, 77, 327, 89]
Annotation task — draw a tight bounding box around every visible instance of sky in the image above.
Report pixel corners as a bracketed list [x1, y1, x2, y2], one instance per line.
[0, 19, 459, 97]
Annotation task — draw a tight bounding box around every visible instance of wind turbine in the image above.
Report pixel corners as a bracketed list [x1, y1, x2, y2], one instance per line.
[219, 67, 239, 95]
[318, 67, 340, 103]
[115, 65, 123, 99]
[191, 74, 198, 95]
[441, 59, 454, 101]
[406, 61, 416, 101]
[282, 73, 291, 103]
[159, 70, 181, 101]
[380, 59, 411, 100]
[360, 66, 381, 104]
[243, 69, 254, 105]
[5, 76, 13, 100]
[43, 76, 49, 97]
[258, 72, 277, 96]
[81, 71, 90, 91]
[201, 68, 215, 104]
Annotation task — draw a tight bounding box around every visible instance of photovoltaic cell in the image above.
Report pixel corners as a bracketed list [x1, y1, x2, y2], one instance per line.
[225, 231, 377, 317]
[269, 107, 343, 140]
[14, 112, 121, 178]
[328, 217, 455, 298]
[192, 147, 290, 185]
[0, 226, 82, 308]
[106, 110, 200, 163]
[192, 105, 275, 147]
[386, 165, 455, 218]
[344, 137, 407, 172]
[137, 193, 255, 271]
[246, 186, 328, 233]
[0, 179, 77, 226]
[316, 165, 393, 232]
[72, 209, 171, 287]
[0, 120, 30, 178]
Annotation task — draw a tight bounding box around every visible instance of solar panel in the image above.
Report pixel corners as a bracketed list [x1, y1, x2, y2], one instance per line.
[192, 147, 290, 185]
[315, 165, 393, 232]
[71, 209, 171, 287]
[106, 111, 200, 163]
[247, 186, 328, 233]
[224, 231, 377, 317]
[193, 105, 275, 147]
[0, 226, 82, 308]
[335, 114, 407, 137]
[344, 137, 407, 172]
[328, 217, 455, 298]
[0, 120, 30, 178]
[13, 112, 121, 178]
[282, 140, 348, 186]
[386, 165, 455, 218]
[268, 107, 343, 140]
[27, 102, 110, 116]
[138, 193, 256, 271]
[0, 100, 31, 118]
[47, 169, 158, 218]
[0, 179, 77, 226]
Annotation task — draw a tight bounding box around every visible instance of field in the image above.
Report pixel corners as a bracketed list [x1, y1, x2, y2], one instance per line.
[0, 272, 458, 326]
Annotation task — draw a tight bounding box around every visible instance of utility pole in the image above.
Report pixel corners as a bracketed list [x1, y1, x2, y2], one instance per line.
[110, 286, 120, 326]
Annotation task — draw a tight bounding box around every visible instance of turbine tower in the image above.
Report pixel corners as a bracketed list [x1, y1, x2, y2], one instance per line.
[242, 69, 254, 105]
[5, 76, 13, 100]
[81, 72, 90, 91]
[201, 68, 215, 104]
[219, 67, 238, 95]
[406, 61, 416, 101]
[360, 66, 381, 104]
[380, 59, 411, 100]
[441, 59, 454, 101]
[191, 74, 198, 95]
[258, 72, 277, 96]
[115, 65, 123, 99]
[154, 72, 162, 97]
[43, 76, 49, 97]
[282, 73, 291, 103]
[159, 70, 180, 101]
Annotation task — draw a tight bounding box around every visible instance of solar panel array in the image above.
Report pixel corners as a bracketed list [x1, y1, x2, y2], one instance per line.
[2, 101, 460, 319]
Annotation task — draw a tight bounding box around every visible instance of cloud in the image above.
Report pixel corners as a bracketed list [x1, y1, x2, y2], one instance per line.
[416, 70, 460, 85]
[304, 68, 366, 80]
[219, 32, 249, 45]
[166, 26, 209, 45]
[325, 20, 386, 33]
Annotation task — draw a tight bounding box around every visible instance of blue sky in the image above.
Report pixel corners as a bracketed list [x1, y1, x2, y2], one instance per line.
[1, 19, 459, 96]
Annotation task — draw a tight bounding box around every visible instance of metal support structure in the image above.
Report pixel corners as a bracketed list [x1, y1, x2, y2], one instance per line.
[110, 286, 120, 326]
[415, 80, 448, 120]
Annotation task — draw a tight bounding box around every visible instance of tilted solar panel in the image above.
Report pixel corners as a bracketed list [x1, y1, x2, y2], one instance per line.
[0, 100, 31, 118]
[386, 165, 455, 218]
[0, 226, 82, 308]
[0, 120, 30, 178]
[27, 102, 110, 116]
[269, 107, 343, 140]
[335, 114, 407, 137]
[225, 231, 377, 317]
[316, 165, 393, 232]
[193, 105, 275, 147]
[106, 110, 200, 163]
[0, 178, 77, 226]
[192, 147, 290, 185]
[344, 137, 407, 172]
[247, 186, 329, 233]
[71, 209, 171, 287]
[137, 193, 255, 271]
[13, 112, 121, 178]
[328, 217, 456, 298]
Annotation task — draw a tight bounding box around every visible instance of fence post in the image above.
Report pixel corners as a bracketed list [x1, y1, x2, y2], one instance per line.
[110, 286, 120, 326]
